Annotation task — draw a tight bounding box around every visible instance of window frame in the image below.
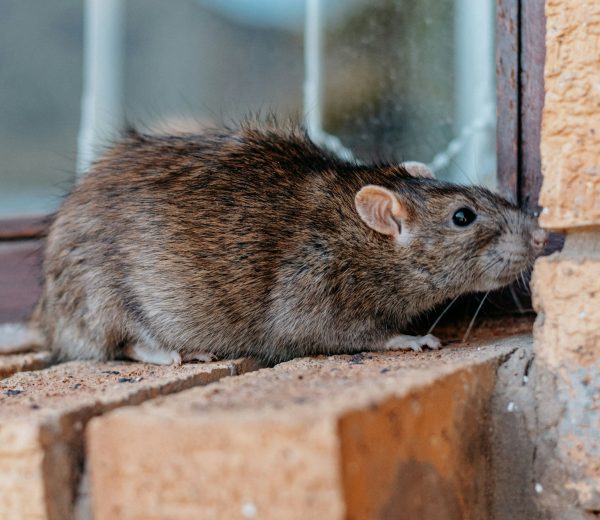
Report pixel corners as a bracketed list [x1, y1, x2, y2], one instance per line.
[0, 0, 547, 323]
[0, 217, 48, 322]
[497, 0, 545, 213]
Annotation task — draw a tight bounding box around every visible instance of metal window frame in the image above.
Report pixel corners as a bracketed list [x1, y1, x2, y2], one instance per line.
[497, 0, 545, 213]
[0, 0, 546, 322]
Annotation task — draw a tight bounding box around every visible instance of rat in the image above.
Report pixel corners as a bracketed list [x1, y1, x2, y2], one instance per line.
[26, 122, 546, 365]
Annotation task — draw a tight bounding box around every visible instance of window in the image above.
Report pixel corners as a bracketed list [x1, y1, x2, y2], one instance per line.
[0, 0, 545, 321]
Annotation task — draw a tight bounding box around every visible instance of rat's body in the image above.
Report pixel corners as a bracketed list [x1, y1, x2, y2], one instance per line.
[33, 123, 545, 364]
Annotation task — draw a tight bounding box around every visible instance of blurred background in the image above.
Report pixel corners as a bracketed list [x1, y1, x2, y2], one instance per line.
[0, 0, 496, 218]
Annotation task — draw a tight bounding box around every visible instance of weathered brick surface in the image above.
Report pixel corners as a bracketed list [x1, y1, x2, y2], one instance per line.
[88, 338, 528, 520]
[0, 358, 259, 520]
[489, 345, 540, 519]
[535, 1, 600, 516]
[539, 0, 600, 229]
[0, 351, 52, 379]
[0, 323, 50, 378]
[532, 233, 600, 513]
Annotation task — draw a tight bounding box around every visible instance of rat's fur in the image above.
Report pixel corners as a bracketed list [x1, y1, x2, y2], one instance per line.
[33, 123, 542, 364]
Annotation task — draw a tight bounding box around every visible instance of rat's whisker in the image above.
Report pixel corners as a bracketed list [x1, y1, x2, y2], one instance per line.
[517, 271, 524, 290]
[483, 256, 502, 273]
[514, 271, 523, 291]
[520, 271, 532, 294]
[509, 285, 525, 313]
[427, 295, 460, 335]
[462, 291, 490, 344]
[520, 272, 528, 292]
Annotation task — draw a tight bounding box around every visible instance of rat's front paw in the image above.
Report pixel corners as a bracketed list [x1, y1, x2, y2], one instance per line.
[384, 333, 442, 353]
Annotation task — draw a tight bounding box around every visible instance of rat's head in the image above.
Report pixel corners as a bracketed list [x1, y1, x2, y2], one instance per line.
[354, 179, 547, 295]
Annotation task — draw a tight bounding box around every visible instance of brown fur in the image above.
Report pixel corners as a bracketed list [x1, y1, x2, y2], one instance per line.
[33, 122, 543, 364]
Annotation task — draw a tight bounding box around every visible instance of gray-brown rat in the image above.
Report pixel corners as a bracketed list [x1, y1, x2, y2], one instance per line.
[29, 122, 547, 365]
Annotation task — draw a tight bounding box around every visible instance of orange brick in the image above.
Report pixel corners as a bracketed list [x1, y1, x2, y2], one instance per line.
[539, 0, 600, 229]
[532, 235, 600, 510]
[0, 352, 52, 379]
[88, 338, 526, 520]
[0, 358, 259, 520]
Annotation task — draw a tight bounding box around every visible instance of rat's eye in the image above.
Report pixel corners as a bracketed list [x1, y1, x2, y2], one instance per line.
[452, 207, 477, 227]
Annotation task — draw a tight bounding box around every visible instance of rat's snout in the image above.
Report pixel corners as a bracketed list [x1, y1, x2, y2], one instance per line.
[531, 227, 548, 252]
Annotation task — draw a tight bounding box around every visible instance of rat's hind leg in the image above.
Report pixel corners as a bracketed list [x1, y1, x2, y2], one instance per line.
[182, 352, 217, 363]
[123, 341, 182, 365]
[384, 334, 442, 353]
[122, 327, 182, 365]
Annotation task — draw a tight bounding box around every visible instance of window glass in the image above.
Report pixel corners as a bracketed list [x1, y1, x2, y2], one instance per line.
[0, 0, 496, 218]
[0, 1, 82, 217]
[124, 0, 304, 133]
[322, 0, 497, 186]
[0, 0, 304, 217]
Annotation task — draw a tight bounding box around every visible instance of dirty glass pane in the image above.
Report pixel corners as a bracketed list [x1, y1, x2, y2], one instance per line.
[321, 0, 497, 186]
[124, 0, 304, 133]
[0, 0, 496, 218]
[0, 0, 304, 217]
[0, 1, 83, 217]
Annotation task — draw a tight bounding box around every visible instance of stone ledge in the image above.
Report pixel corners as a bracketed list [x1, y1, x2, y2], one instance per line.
[532, 248, 600, 513]
[0, 351, 53, 379]
[0, 323, 51, 379]
[0, 357, 260, 520]
[88, 337, 529, 520]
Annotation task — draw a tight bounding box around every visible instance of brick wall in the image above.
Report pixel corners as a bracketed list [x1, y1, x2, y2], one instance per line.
[532, 0, 600, 516]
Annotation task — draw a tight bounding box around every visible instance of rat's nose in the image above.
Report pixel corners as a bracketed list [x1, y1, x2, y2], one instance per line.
[531, 228, 548, 252]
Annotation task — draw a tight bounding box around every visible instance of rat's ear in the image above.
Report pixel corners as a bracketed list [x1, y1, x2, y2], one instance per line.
[355, 185, 409, 240]
[402, 161, 435, 179]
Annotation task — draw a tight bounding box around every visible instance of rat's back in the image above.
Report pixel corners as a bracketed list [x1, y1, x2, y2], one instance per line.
[35, 124, 365, 363]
